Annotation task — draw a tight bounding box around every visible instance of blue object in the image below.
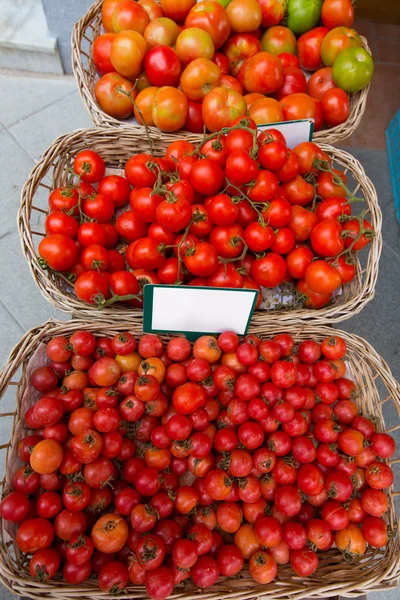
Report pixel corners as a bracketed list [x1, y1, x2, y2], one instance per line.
[386, 109, 400, 224]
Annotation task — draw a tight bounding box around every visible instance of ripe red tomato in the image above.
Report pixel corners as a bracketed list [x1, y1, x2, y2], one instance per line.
[251, 253, 286, 288]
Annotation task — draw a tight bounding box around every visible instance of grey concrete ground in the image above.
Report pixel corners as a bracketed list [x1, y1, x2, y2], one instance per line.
[0, 71, 399, 600]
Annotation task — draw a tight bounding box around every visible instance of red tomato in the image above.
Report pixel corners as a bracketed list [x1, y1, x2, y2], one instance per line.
[297, 27, 329, 71]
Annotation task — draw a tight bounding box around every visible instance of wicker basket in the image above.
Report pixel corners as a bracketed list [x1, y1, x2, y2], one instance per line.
[1, 319, 399, 600]
[71, 0, 371, 145]
[18, 126, 382, 325]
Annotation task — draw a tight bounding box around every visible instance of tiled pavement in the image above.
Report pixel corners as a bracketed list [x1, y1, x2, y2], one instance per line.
[0, 57, 399, 600]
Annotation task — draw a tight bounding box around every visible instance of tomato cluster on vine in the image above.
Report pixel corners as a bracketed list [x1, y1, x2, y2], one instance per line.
[38, 122, 373, 311]
[0, 329, 395, 598]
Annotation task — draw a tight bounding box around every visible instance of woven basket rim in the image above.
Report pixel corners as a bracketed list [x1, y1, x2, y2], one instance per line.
[18, 126, 382, 325]
[71, 0, 371, 144]
[0, 319, 399, 600]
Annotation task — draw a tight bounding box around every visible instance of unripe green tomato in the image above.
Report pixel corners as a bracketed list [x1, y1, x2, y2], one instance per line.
[332, 47, 374, 92]
[287, 0, 323, 36]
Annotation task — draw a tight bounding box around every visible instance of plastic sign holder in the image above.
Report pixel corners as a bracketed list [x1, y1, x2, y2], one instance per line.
[143, 285, 258, 341]
[258, 119, 314, 148]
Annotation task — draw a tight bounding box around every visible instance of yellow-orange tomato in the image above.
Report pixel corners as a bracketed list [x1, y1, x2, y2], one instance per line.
[138, 0, 164, 20]
[221, 352, 247, 374]
[234, 524, 261, 559]
[92, 513, 129, 553]
[152, 87, 188, 132]
[248, 97, 283, 124]
[115, 351, 142, 373]
[181, 58, 221, 101]
[335, 524, 366, 557]
[193, 335, 222, 363]
[202, 86, 246, 132]
[258, 0, 287, 28]
[134, 86, 159, 125]
[244, 92, 265, 111]
[176, 27, 215, 65]
[160, 0, 196, 22]
[138, 357, 166, 382]
[227, 0, 262, 33]
[144, 17, 180, 47]
[261, 25, 296, 55]
[62, 370, 88, 391]
[30, 439, 63, 475]
[112, 1, 150, 34]
[102, 0, 128, 31]
[95, 72, 135, 119]
[110, 30, 146, 78]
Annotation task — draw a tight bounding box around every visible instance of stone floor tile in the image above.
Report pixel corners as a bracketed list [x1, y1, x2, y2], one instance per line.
[0, 230, 69, 332]
[0, 301, 25, 370]
[0, 580, 15, 600]
[0, 73, 76, 127]
[0, 129, 34, 237]
[8, 90, 93, 161]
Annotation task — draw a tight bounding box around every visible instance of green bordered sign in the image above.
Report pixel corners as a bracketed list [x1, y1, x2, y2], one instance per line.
[258, 119, 314, 148]
[143, 285, 258, 341]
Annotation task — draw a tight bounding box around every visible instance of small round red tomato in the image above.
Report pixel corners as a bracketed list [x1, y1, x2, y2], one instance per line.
[305, 260, 342, 295]
[74, 150, 105, 183]
[190, 159, 225, 196]
[251, 253, 286, 288]
[39, 234, 78, 272]
[249, 550, 277, 584]
[16, 518, 54, 554]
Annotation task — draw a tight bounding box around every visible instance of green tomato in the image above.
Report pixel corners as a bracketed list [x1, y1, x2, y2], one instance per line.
[333, 47, 374, 93]
[215, 0, 233, 7]
[287, 0, 323, 36]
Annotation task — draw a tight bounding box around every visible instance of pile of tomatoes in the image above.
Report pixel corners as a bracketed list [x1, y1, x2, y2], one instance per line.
[37, 123, 373, 310]
[90, 0, 374, 133]
[0, 329, 396, 598]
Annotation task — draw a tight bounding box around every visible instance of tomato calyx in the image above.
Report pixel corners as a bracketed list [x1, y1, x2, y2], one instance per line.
[66, 485, 83, 498]
[84, 433, 97, 448]
[102, 518, 122, 533]
[34, 565, 49, 582]
[70, 534, 89, 549]
[37, 257, 77, 286]
[67, 470, 84, 482]
[217, 452, 231, 471]
[139, 540, 158, 563]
